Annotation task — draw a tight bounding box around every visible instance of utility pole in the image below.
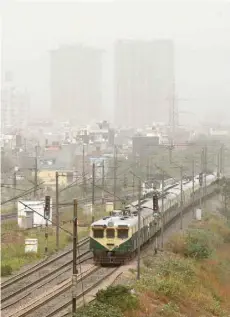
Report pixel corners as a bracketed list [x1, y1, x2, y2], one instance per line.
[34, 145, 38, 198]
[13, 168, 17, 210]
[113, 146, 117, 210]
[55, 171, 59, 251]
[44, 196, 51, 253]
[101, 160, 105, 206]
[137, 178, 141, 280]
[132, 169, 135, 201]
[146, 157, 150, 182]
[220, 144, 224, 176]
[123, 173, 127, 210]
[192, 158, 195, 219]
[72, 199, 78, 315]
[200, 148, 204, 208]
[92, 163, 95, 223]
[180, 166, 183, 230]
[204, 146, 207, 197]
[160, 171, 164, 249]
[217, 151, 220, 179]
[82, 145, 86, 198]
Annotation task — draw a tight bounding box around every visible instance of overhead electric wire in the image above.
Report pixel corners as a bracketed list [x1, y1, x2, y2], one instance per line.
[18, 200, 73, 236]
[1, 182, 45, 205]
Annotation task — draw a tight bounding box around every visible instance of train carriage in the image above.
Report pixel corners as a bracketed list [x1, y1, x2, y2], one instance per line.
[90, 173, 218, 265]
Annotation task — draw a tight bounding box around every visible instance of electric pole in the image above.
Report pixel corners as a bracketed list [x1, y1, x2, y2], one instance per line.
[44, 196, 51, 253]
[204, 146, 207, 197]
[13, 168, 17, 210]
[132, 170, 135, 201]
[92, 163, 95, 223]
[101, 160, 105, 206]
[72, 199, 78, 315]
[122, 173, 127, 211]
[137, 178, 141, 280]
[160, 171, 164, 249]
[200, 148, 204, 208]
[180, 166, 183, 230]
[220, 144, 224, 176]
[55, 171, 59, 251]
[34, 145, 38, 198]
[192, 158, 195, 219]
[82, 145, 86, 198]
[113, 146, 117, 210]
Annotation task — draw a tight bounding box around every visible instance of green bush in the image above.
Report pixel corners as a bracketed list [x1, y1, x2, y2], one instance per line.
[96, 285, 139, 312]
[76, 301, 122, 317]
[184, 229, 214, 259]
[1, 264, 13, 276]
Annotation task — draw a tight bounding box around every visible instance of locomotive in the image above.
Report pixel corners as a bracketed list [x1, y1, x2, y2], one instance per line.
[90, 173, 219, 265]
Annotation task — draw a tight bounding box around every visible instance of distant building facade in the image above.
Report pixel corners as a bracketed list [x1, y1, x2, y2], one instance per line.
[132, 135, 159, 156]
[1, 72, 30, 132]
[114, 39, 174, 128]
[50, 45, 103, 124]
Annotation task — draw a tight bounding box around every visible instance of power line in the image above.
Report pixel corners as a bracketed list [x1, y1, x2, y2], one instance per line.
[1, 182, 45, 205]
[18, 200, 73, 236]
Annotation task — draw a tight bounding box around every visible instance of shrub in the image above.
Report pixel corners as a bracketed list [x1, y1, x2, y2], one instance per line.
[76, 301, 122, 317]
[96, 285, 139, 311]
[1, 264, 13, 276]
[184, 229, 214, 259]
[166, 233, 186, 255]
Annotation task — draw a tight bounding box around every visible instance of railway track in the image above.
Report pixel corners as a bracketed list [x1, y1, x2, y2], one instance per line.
[5, 266, 119, 317]
[1, 237, 90, 310]
[2, 185, 221, 316]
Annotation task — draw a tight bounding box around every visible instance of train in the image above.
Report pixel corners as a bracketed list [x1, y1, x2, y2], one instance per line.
[90, 172, 219, 265]
[142, 177, 178, 197]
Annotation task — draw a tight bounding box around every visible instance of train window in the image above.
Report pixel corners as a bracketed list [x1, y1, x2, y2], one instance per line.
[117, 229, 128, 239]
[93, 229, 104, 238]
[106, 229, 115, 238]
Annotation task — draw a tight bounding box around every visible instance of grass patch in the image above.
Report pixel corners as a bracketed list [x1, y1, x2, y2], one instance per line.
[1, 204, 15, 214]
[1, 203, 109, 276]
[1, 219, 88, 276]
[133, 213, 230, 316]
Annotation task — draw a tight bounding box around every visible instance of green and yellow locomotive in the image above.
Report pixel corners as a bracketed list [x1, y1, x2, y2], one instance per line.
[90, 173, 218, 265]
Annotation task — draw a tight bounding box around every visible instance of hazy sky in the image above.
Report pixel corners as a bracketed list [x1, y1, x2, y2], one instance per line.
[1, 0, 230, 123]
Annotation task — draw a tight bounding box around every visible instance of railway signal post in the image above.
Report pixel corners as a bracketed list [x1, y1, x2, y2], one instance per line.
[72, 199, 78, 315]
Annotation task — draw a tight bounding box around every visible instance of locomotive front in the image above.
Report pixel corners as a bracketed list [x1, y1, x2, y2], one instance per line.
[90, 217, 135, 265]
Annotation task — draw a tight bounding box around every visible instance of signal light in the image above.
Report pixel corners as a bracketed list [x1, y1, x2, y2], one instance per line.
[44, 195, 51, 219]
[153, 193, 159, 211]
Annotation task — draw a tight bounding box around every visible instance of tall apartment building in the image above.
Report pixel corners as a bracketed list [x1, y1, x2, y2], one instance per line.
[1, 73, 30, 132]
[114, 40, 174, 128]
[50, 45, 103, 124]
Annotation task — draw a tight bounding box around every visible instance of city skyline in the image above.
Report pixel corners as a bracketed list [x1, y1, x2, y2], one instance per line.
[2, 1, 230, 124]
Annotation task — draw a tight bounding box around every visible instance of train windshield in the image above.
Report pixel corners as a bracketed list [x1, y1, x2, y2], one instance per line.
[93, 229, 104, 238]
[117, 229, 128, 239]
[106, 229, 115, 238]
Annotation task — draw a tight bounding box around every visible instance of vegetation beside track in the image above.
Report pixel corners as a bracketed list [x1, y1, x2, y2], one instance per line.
[1, 205, 102, 276]
[74, 212, 230, 317]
